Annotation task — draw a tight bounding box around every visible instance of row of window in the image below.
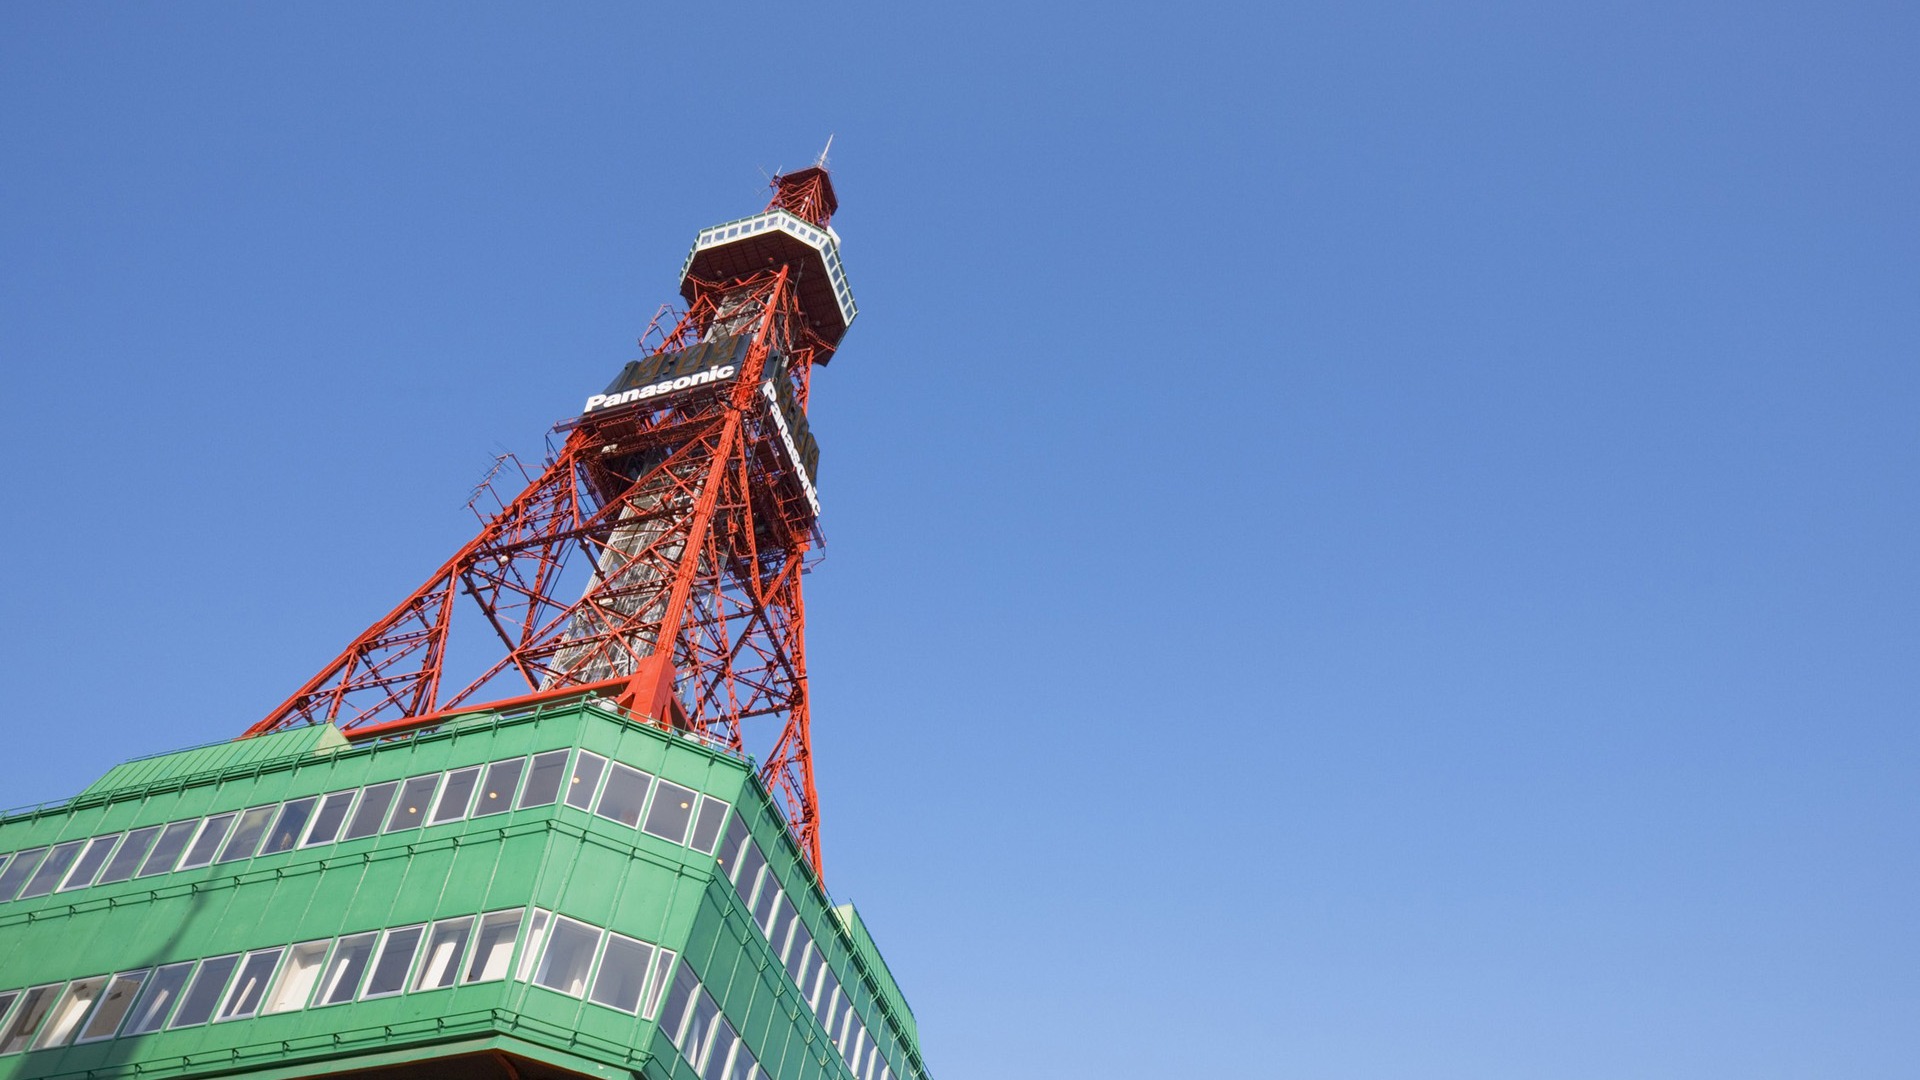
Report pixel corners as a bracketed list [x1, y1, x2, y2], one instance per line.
[716, 817, 899, 1080]
[0, 907, 678, 1057]
[0, 749, 731, 906]
[660, 966, 768, 1080]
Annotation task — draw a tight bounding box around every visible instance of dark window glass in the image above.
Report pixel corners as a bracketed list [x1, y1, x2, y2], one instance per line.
[564, 752, 607, 810]
[732, 841, 766, 906]
[138, 821, 199, 877]
[588, 933, 655, 1013]
[341, 783, 397, 841]
[642, 780, 696, 844]
[168, 954, 239, 1027]
[0, 985, 59, 1054]
[813, 971, 839, 1027]
[518, 751, 569, 808]
[0, 994, 17, 1037]
[302, 791, 356, 846]
[60, 834, 121, 891]
[217, 948, 283, 1020]
[385, 775, 441, 832]
[96, 826, 159, 885]
[699, 1017, 739, 1080]
[660, 963, 699, 1049]
[0, 848, 47, 902]
[317, 932, 378, 1005]
[177, 814, 236, 870]
[123, 962, 195, 1034]
[262, 798, 316, 854]
[716, 816, 750, 882]
[682, 987, 721, 1064]
[471, 758, 525, 818]
[752, 875, 781, 932]
[688, 797, 730, 854]
[414, 917, 474, 990]
[430, 768, 480, 824]
[785, 936, 813, 992]
[19, 840, 85, 899]
[363, 925, 424, 997]
[79, 970, 148, 1042]
[767, 897, 797, 963]
[217, 805, 277, 863]
[594, 763, 653, 827]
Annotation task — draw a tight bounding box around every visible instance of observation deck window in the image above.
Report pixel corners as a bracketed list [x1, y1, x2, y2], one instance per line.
[414, 917, 475, 991]
[139, 822, 197, 876]
[316, 932, 377, 1006]
[265, 942, 327, 1014]
[473, 757, 526, 816]
[60, 835, 119, 891]
[217, 948, 284, 1020]
[565, 751, 608, 811]
[384, 775, 442, 832]
[0, 984, 58, 1054]
[262, 798, 316, 855]
[32, 976, 105, 1049]
[593, 763, 653, 827]
[341, 782, 397, 841]
[0, 849, 44, 902]
[532, 917, 600, 997]
[362, 925, 425, 998]
[431, 767, 481, 824]
[302, 791, 356, 846]
[588, 932, 654, 1013]
[465, 909, 524, 983]
[217, 805, 277, 863]
[519, 750, 570, 808]
[642, 780, 697, 844]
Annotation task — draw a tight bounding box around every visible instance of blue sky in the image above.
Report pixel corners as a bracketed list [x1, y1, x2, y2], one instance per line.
[2, 3, 1916, 1077]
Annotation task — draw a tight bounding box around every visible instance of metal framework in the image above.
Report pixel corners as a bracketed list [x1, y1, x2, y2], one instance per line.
[244, 171, 852, 872]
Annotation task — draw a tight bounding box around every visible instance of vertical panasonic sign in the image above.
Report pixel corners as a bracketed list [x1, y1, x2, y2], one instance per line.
[761, 354, 821, 517]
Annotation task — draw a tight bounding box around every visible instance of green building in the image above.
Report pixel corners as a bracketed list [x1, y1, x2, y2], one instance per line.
[0, 697, 928, 1080]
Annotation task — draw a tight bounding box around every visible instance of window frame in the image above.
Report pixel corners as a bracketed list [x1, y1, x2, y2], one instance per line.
[74, 968, 150, 1044]
[176, 813, 238, 871]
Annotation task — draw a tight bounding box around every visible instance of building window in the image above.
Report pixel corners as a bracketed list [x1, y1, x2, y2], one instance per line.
[32, 977, 106, 1049]
[464, 909, 524, 983]
[77, 970, 147, 1043]
[316, 932, 378, 1005]
[217, 805, 278, 863]
[262, 798, 316, 855]
[217, 948, 284, 1020]
[0, 984, 60, 1054]
[302, 791, 356, 846]
[384, 775, 443, 832]
[642, 780, 697, 844]
[0, 848, 46, 903]
[122, 962, 193, 1034]
[588, 933, 655, 1013]
[472, 758, 526, 817]
[138, 821, 199, 877]
[414, 917, 474, 991]
[594, 763, 653, 827]
[519, 750, 570, 808]
[532, 917, 602, 997]
[95, 826, 159, 885]
[265, 942, 329, 1014]
[565, 752, 608, 811]
[342, 782, 397, 841]
[18, 840, 85, 899]
[515, 910, 552, 982]
[177, 814, 237, 871]
[689, 796, 730, 854]
[60, 834, 121, 892]
[431, 767, 481, 824]
[168, 954, 239, 1027]
[644, 948, 677, 1020]
[362, 925, 426, 998]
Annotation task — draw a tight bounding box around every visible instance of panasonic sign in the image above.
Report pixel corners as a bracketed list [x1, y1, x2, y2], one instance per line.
[761, 354, 822, 518]
[584, 334, 751, 414]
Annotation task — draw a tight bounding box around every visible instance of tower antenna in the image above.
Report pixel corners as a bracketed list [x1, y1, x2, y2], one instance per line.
[816, 134, 834, 168]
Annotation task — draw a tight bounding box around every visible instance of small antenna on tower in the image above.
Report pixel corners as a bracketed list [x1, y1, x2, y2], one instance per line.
[816, 134, 834, 168]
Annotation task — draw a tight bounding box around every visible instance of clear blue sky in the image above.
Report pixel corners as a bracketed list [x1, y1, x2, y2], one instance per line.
[2, 4, 1916, 1077]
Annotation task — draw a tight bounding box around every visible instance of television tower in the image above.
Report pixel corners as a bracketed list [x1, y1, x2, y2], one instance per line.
[244, 167, 855, 872]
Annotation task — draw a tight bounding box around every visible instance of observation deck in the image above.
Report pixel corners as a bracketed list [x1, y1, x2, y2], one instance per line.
[680, 211, 857, 352]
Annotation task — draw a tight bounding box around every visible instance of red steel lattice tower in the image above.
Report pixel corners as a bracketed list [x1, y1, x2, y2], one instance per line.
[243, 167, 856, 872]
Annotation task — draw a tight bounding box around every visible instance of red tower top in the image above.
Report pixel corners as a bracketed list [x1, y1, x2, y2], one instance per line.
[769, 166, 838, 226]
